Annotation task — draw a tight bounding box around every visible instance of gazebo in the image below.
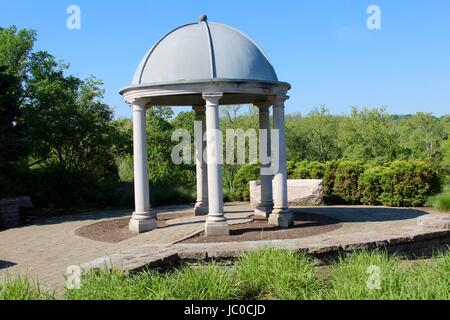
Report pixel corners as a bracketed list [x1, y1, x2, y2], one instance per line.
[119, 15, 293, 236]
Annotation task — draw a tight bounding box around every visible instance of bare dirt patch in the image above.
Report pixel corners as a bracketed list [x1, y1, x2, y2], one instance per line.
[181, 211, 343, 243]
[75, 211, 193, 243]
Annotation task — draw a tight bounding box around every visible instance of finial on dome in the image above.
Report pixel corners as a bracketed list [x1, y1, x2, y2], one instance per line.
[199, 14, 207, 22]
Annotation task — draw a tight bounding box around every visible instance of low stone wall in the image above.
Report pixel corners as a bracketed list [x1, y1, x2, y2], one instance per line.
[0, 196, 33, 230]
[79, 218, 450, 272]
[0, 199, 20, 230]
[80, 230, 450, 272]
[249, 179, 324, 206]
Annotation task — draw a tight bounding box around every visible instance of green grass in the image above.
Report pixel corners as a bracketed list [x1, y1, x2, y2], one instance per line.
[66, 263, 238, 300]
[2, 249, 449, 300]
[0, 276, 55, 300]
[427, 186, 450, 212]
[235, 247, 320, 299]
[325, 251, 449, 300]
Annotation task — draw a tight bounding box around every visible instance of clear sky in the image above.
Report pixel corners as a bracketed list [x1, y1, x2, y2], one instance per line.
[1, 0, 449, 118]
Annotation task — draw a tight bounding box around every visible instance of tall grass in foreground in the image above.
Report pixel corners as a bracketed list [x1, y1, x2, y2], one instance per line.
[235, 248, 320, 299]
[66, 263, 238, 300]
[326, 250, 449, 300]
[2, 250, 449, 300]
[0, 276, 54, 300]
[427, 186, 450, 212]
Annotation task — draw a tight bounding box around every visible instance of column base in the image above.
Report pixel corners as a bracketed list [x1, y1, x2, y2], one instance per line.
[205, 220, 229, 236]
[194, 202, 209, 216]
[254, 202, 273, 218]
[268, 208, 294, 228]
[129, 214, 157, 234]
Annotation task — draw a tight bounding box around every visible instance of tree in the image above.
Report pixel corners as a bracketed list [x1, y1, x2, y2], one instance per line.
[338, 107, 403, 163]
[0, 26, 36, 79]
[302, 106, 341, 161]
[399, 113, 446, 165]
[0, 66, 28, 197]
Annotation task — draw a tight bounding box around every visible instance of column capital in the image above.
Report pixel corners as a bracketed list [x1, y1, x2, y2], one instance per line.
[202, 92, 223, 105]
[192, 105, 206, 114]
[255, 101, 272, 112]
[271, 95, 289, 107]
[130, 98, 148, 110]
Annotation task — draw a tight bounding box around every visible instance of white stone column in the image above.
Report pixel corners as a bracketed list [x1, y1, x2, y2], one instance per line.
[129, 100, 156, 233]
[193, 105, 208, 215]
[203, 92, 229, 236]
[254, 102, 273, 217]
[268, 95, 293, 228]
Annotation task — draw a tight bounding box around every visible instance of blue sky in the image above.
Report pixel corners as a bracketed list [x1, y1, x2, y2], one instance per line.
[1, 0, 449, 118]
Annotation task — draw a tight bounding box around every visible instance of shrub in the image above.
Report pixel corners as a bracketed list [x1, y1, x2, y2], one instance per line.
[333, 161, 364, 204]
[290, 161, 325, 179]
[322, 161, 340, 203]
[22, 165, 119, 208]
[358, 166, 384, 205]
[232, 163, 260, 201]
[150, 184, 196, 207]
[291, 161, 311, 179]
[286, 160, 442, 207]
[379, 160, 440, 207]
[287, 161, 297, 177]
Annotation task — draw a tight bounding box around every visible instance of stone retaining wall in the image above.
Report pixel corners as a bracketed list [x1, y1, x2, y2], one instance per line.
[0, 196, 33, 230]
[79, 227, 450, 273]
[0, 199, 20, 230]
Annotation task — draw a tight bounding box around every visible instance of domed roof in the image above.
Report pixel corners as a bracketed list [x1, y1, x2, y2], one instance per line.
[132, 16, 278, 85]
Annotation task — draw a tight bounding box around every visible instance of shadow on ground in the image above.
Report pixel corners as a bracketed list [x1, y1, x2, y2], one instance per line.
[292, 207, 429, 223]
[21, 204, 195, 227]
[0, 260, 16, 270]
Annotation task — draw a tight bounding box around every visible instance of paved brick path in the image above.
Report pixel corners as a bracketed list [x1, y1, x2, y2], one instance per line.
[0, 203, 252, 292]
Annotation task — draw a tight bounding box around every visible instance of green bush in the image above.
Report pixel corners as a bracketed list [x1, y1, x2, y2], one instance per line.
[114, 182, 196, 208]
[22, 165, 119, 208]
[321, 161, 340, 204]
[232, 163, 260, 201]
[288, 160, 441, 207]
[287, 161, 297, 177]
[358, 166, 384, 205]
[333, 161, 365, 204]
[290, 161, 325, 179]
[379, 160, 440, 207]
[150, 184, 196, 207]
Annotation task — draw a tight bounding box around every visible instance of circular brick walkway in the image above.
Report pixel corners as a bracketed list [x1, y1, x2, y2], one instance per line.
[0, 203, 447, 293]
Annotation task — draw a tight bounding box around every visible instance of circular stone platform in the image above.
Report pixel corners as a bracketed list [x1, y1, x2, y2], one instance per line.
[417, 214, 450, 229]
[181, 212, 342, 243]
[78, 206, 450, 273]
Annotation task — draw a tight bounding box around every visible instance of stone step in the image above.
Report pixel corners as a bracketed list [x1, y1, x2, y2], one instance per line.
[79, 247, 178, 273]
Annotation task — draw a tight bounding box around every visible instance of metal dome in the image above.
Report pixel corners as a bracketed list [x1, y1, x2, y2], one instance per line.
[132, 17, 278, 85]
